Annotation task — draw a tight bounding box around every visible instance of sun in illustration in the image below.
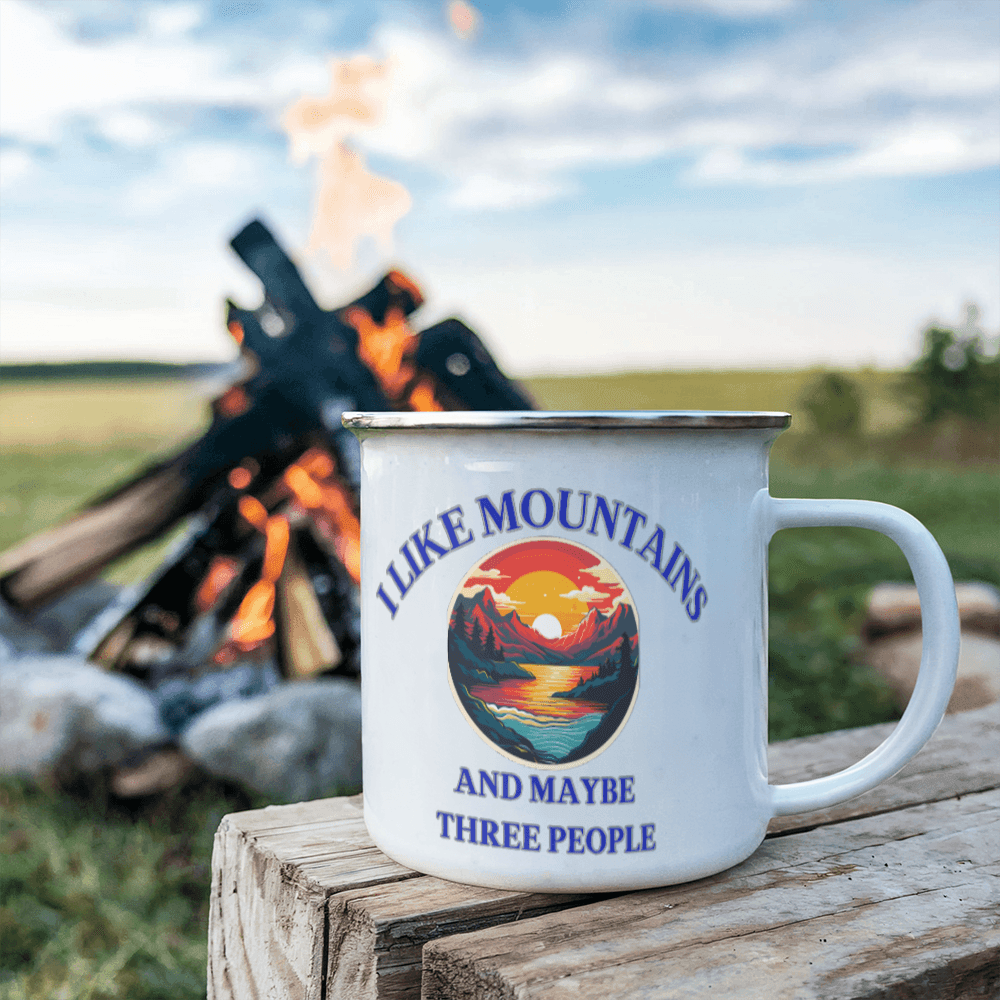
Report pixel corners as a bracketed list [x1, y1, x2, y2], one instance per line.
[531, 613, 562, 639]
[505, 570, 589, 637]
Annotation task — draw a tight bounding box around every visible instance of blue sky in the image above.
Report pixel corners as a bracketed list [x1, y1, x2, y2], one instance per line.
[1, 0, 997, 373]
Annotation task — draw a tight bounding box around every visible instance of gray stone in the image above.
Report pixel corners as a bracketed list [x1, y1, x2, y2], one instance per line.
[0, 580, 121, 657]
[180, 678, 362, 801]
[0, 654, 170, 778]
[153, 660, 281, 735]
[864, 630, 1000, 714]
[864, 581, 1000, 639]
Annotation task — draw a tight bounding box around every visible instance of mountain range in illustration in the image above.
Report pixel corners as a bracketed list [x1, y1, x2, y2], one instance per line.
[451, 587, 637, 667]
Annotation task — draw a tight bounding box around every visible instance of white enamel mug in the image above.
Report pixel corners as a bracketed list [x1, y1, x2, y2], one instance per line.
[342, 411, 959, 892]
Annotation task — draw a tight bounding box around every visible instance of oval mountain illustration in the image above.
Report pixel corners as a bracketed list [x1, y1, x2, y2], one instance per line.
[447, 537, 639, 767]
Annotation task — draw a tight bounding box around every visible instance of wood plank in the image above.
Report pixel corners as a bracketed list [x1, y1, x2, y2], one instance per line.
[766, 701, 999, 834]
[208, 705, 998, 999]
[421, 790, 1000, 999]
[326, 878, 602, 1000]
[207, 795, 417, 1000]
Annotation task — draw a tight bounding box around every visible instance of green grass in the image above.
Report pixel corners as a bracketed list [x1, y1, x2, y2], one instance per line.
[0, 777, 258, 1000]
[1, 370, 997, 998]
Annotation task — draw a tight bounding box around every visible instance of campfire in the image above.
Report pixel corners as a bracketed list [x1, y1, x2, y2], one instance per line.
[0, 219, 533, 789]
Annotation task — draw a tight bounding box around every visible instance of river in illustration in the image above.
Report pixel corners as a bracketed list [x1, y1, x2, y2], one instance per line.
[467, 664, 607, 761]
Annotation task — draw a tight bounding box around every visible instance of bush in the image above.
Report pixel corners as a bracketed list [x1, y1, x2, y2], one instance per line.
[905, 305, 1000, 426]
[800, 372, 865, 437]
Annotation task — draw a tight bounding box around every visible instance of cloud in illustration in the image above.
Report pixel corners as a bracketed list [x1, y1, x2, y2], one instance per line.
[460, 583, 523, 608]
[560, 585, 610, 604]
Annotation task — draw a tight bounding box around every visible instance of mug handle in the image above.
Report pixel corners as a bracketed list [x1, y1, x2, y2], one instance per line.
[761, 494, 960, 817]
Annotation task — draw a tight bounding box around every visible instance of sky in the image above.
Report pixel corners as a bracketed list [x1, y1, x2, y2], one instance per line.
[1, 0, 998, 375]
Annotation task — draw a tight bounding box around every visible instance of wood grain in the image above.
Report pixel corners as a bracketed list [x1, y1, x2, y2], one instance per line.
[208, 703, 999, 999]
[207, 796, 415, 1000]
[766, 701, 999, 834]
[421, 790, 1000, 999]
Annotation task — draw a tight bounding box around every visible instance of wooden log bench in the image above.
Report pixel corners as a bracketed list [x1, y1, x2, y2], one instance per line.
[208, 702, 998, 999]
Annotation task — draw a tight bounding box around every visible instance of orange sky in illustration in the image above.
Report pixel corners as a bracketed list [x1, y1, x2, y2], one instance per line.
[461, 538, 627, 636]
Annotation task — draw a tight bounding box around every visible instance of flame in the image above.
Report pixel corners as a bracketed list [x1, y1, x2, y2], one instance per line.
[227, 319, 245, 345]
[228, 466, 253, 490]
[229, 498, 291, 651]
[194, 556, 240, 613]
[408, 377, 445, 411]
[217, 386, 251, 418]
[343, 304, 446, 410]
[282, 56, 411, 270]
[282, 451, 361, 584]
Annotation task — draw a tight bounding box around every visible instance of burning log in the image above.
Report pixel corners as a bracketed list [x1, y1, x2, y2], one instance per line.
[1, 218, 534, 687]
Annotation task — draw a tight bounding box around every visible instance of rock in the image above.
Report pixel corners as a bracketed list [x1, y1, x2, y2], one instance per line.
[111, 748, 194, 797]
[180, 678, 362, 801]
[153, 660, 281, 735]
[0, 581, 122, 656]
[864, 582, 1000, 640]
[864, 631, 1000, 714]
[0, 655, 170, 779]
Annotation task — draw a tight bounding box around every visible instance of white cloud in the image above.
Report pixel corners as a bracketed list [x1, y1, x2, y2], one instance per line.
[146, 2, 204, 38]
[0, 148, 33, 189]
[0, 0, 319, 144]
[650, 0, 799, 15]
[460, 584, 523, 606]
[561, 586, 610, 603]
[346, 9, 1000, 208]
[1, 0, 996, 215]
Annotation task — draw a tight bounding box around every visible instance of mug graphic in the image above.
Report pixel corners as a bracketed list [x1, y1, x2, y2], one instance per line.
[447, 538, 639, 768]
[344, 410, 960, 892]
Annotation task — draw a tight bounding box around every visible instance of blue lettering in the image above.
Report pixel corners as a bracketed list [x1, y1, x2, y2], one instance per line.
[608, 826, 625, 854]
[586, 827, 607, 854]
[568, 827, 585, 854]
[557, 489, 590, 530]
[686, 586, 708, 622]
[523, 824, 541, 852]
[481, 819, 501, 847]
[668, 556, 700, 600]
[558, 778, 580, 805]
[530, 776, 555, 803]
[454, 767, 477, 795]
[386, 560, 415, 598]
[642, 823, 656, 851]
[399, 541, 425, 581]
[455, 814, 477, 843]
[501, 772, 522, 800]
[636, 527, 665, 569]
[375, 585, 398, 618]
[620, 506, 647, 550]
[476, 491, 521, 536]
[549, 825, 567, 853]
[602, 777, 618, 804]
[409, 521, 450, 568]
[660, 543, 683, 582]
[581, 777, 600, 804]
[520, 488, 554, 529]
[503, 821, 521, 850]
[620, 776, 635, 803]
[587, 495, 622, 540]
[479, 770, 499, 798]
[625, 826, 641, 852]
[438, 505, 475, 550]
[436, 811, 454, 838]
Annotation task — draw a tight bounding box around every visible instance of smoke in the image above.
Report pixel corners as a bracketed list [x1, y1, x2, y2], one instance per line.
[282, 55, 411, 270]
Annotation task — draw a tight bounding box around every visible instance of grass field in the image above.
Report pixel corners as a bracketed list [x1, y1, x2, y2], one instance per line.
[1, 370, 997, 999]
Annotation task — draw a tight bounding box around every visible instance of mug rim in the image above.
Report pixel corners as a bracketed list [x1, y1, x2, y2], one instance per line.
[342, 410, 792, 431]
